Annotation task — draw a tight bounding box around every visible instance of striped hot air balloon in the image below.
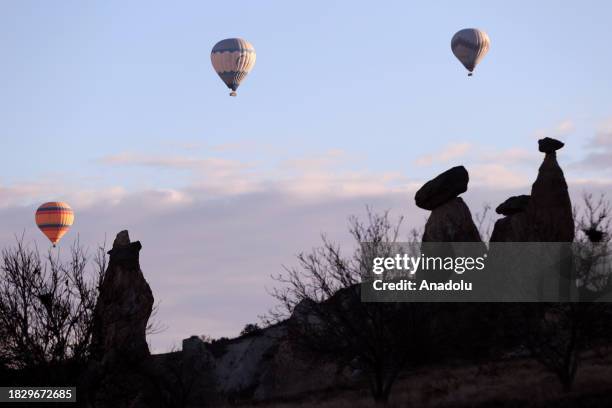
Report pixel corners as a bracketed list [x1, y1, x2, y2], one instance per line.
[211, 38, 256, 96]
[451, 28, 490, 76]
[35, 202, 74, 247]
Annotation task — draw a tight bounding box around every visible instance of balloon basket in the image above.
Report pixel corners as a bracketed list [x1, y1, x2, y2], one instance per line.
[468, 72, 473, 77]
[230, 91, 237, 97]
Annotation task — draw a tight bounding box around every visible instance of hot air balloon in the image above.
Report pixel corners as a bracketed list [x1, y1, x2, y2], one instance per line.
[451, 28, 490, 76]
[211, 38, 256, 96]
[35, 202, 74, 247]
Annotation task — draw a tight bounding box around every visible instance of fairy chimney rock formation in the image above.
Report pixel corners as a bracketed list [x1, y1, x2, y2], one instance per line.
[84, 231, 159, 408]
[91, 230, 154, 362]
[415, 166, 481, 242]
[415, 166, 484, 285]
[527, 138, 574, 241]
[490, 138, 574, 242]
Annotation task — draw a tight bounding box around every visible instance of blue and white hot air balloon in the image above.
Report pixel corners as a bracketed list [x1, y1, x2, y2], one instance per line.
[211, 38, 256, 96]
[451, 29, 490, 76]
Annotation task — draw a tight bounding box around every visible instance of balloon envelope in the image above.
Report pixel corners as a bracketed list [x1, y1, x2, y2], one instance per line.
[211, 38, 256, 96]
[451, 29, 490, 75]
[35, 202, 74, 245]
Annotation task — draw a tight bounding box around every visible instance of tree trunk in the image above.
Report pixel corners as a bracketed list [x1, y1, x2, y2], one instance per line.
[373, 393, 389, 405]
[370, 371, 396, 405]
[370, 371, 389, 405]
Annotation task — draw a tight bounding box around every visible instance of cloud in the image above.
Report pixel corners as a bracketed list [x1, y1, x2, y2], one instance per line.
[413, 142, 539, 191]
[7, 137, 612, 353]
[414, 143, 536, 170]
[275, 171, 415, 198]
[478, 147, 536, 165]
[0, 182, 56, 208]
[533, 119, 575, 139]
[414, 143, 471, 167]
[99, 152, 250, 172]
[470, 164, 531, 189]
[281, 149, 350, 171]
[4, 176, 612, 353]
[4, 141, 612, 353]
[0, 180, 129, 209]
[572, 119, 612, 171]
[0, 186, 423, 353]
[97, 150, 419, 201]
[588, 120, 612, 149]
[574, 151, 612, 171]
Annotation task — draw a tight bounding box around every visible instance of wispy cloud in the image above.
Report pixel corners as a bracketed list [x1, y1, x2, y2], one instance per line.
[4, 140, 612, 353]
[3, 175, 612, 353]
[533, 119, 575, 139]
[588, 119, 612, 149]
[470, 164, 531, 189]
[413, 142, 538, 189]
[97, 149, 417, 200]
[281, 149, 350, 171]
[414, 143, 471, 167]
[572, 119, 612, 171]
[0, 182, 57, 208]
[99, 152, 249, 172]
[414, 143, 536, 169]
[478, 147, 537, 165]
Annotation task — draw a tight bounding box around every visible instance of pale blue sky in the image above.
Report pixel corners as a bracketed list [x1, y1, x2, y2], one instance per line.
[2, 1, 611, 189]
[1, 1, 612, 350]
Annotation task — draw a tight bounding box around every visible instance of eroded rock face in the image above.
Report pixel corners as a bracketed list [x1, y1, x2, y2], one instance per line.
[91, 230, 153, 362]
[214, 324, 288, 399]
[525, 151, 574, 242]
[180, 336, 216, 404]
[491, 140, 573, 243]
[490, 213, 528, 242]
[422, 197, 482, 242]
[85, 230, 158, 408]
[420, 197, 487, 282]
[415, 166, 469, 210]
[491, 196, 530, 242]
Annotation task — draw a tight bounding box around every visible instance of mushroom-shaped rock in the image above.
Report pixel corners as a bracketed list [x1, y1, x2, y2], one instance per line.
[495, 195, 531, 216]
[538, 137, 564, 153]
[415, 166, 469, 210]
[526, 151, 574, 242]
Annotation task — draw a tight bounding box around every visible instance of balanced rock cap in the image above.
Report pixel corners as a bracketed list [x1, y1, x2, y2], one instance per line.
[538, 137, 564, 153]
[415, 165, 469, 210]
[495, 195, 531, 216]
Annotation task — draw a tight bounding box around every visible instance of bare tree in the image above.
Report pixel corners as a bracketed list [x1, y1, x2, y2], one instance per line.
[0, 236, 106, 376]
[522, 303, 581, 391]
[474, 202, 493, 243]
[574, 193, 612, 294]
[270, 209, 434, 404]
[524, 193, 612, 392]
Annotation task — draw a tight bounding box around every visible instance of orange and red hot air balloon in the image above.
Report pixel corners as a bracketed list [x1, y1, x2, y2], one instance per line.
[35, 202, 74, 247]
